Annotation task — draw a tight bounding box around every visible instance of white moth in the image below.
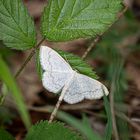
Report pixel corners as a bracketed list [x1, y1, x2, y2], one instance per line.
[40, 46, 109, 104]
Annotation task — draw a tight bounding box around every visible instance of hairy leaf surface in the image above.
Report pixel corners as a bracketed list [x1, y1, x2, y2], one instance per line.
[0, 0, 36, 50]
[25, 121, 83, 140]
[41, 0, 122, 41]
[57, 49, 98, 79]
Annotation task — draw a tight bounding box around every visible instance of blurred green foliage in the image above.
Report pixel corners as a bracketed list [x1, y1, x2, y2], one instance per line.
[25, 121, 83, 140]
[90, 10, 140, 140]
[56, 111, 102, 140]
[0, 106, 15, 127]
[0, 128, 15, 140]
[0, 56, 31, 129]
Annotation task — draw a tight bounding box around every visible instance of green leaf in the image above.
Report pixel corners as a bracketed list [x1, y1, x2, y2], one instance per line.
[0, 129, 15, 140]
[103, 95, 112, 140]
[25, 120, 83, 140]
[0, 0, 36, 50]
[57, 49, 98, 79]
[0, 56, 31, 129]
[41, 0, 122, 41]
[56, 111, 101, 140]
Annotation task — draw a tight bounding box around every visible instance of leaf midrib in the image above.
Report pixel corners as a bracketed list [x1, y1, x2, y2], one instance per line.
[54, 0, 66, 27]
[70, 1, 91, 19]
[0, 18, 30, 40]
[54, 0, 92, 28]
[52, 4, 117, 32]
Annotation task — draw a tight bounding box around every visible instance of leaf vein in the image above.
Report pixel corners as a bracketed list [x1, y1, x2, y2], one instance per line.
[55, 0, 66, 27]
[1, 0, 29, 38]
[71, 1, 91, 19]
[70, 0, 76, 17]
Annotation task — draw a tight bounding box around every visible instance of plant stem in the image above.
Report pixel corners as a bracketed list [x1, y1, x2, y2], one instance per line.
[110, 80, 120, 140]
[49, 72, 76, 123]
[115, 111, 140, 132]
[15, 38, 45, 78]
[81, 5, 128, 60]
[48, 91, 66, 123]
[82, 36, 101, 60]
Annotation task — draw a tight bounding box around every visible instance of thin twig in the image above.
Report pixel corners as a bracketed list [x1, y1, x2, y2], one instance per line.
[82, 36, 101, 59]
[116, 111, 140, 132]
[117, 4, 128, 19]
[108, 5, 128, 140]
[82, 4, 128, 60]
[49, 72, 76, 123]
[48, 92, 66, 123]
[15, 38, 45, 78]
[110, 80, 120, 140]
[110, 59, 125, 140]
